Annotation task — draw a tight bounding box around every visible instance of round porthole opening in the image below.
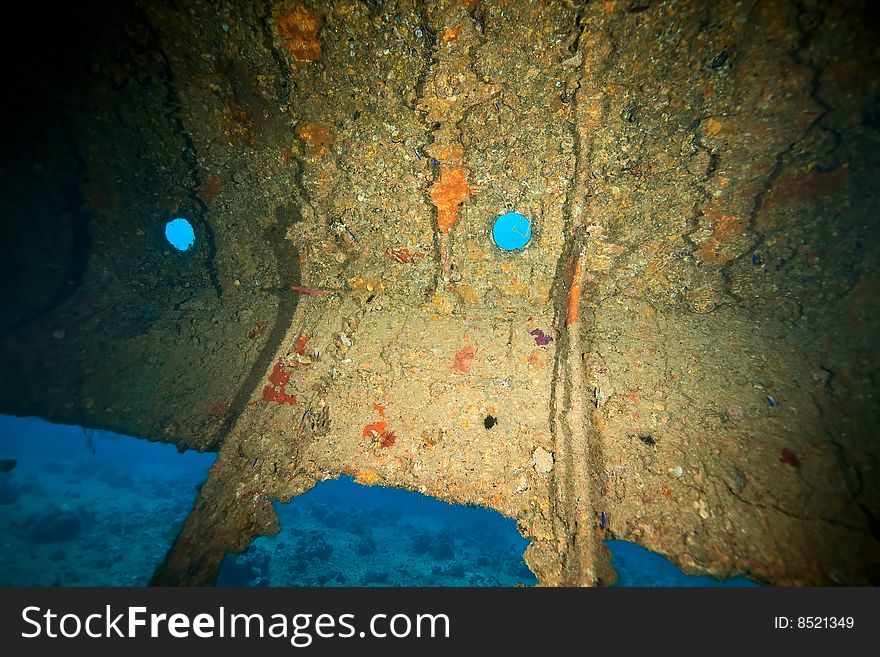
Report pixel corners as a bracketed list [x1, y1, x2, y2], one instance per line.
[165, 218, 195, 251]
[492, 212, 531, 251]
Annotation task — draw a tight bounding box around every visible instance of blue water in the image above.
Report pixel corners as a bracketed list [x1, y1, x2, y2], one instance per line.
[0, 415, 762, 587]
[219, 476, 537, 587]
[606, 539, 762, 587]
[0, 414, 213, 586]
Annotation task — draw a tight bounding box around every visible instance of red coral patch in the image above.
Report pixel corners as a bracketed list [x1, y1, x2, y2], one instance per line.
[263, 359, 297, 405]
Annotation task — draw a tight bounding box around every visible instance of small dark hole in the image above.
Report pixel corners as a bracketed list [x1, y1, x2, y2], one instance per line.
[710, 50, 729, 69]
[484, 415, 497, 429]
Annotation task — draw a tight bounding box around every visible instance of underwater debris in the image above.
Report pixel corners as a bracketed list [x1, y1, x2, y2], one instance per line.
[532, 447, 553, 474]
[484, 415, 497, 429]
[384, 247, 426, 264]
[291, 284, 331, 295]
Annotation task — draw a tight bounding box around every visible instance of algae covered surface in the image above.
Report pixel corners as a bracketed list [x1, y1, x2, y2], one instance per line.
[1, 0, 878, 586]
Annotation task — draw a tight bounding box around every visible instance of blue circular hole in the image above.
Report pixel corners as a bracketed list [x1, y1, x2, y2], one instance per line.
[492, 212, 532, 251]
[165, 218, 195, 251]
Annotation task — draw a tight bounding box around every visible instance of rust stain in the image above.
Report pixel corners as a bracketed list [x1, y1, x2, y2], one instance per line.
[296, 123, 335, 156]
[695, 210, 749, 265]
[567, 248, 585, 325]
[765, 165, 848, 209]
[198, 175, 221, 204]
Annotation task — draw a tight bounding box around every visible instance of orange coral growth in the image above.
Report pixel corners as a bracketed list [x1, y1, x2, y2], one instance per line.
[363, 420, 396, 448]
[363, 402, 397, 448]
[294, 334, 308, 355]
[429, 166, 472, 233]
[453, 345, 475, 373]
[441, 26, 462, 42]
[436, 143, 465, 163]
[276, 4, 322, 62]
[296, 123, 335, 156]
[355, 469, 380, 486]
[362, 420, 389, 439]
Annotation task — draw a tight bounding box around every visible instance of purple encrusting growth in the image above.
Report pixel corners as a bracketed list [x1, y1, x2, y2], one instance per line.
[530, 328, 553, 346]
